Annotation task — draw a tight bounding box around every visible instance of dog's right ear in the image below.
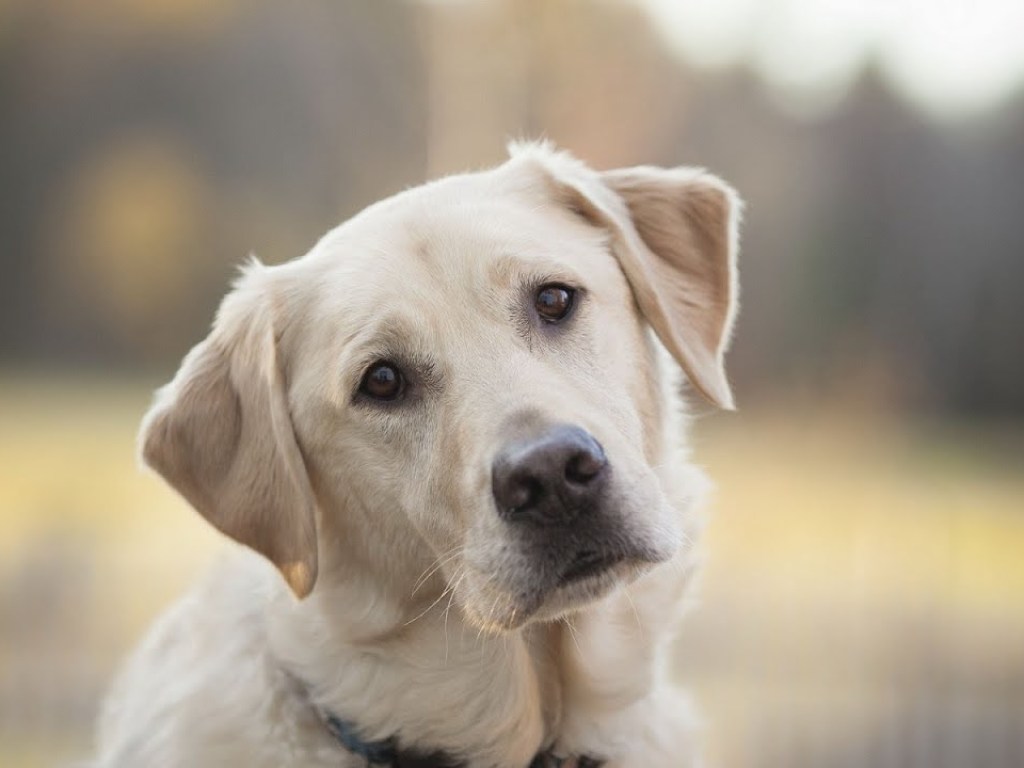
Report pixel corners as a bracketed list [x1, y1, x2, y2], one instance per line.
[139, 263, 318, 598]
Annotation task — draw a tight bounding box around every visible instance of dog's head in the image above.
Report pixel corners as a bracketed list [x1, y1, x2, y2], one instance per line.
[140, 144, 741, 632]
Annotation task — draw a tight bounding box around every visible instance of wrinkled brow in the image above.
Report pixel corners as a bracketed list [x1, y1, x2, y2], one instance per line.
[487, 251, 585, 291]
[487, 253, 534, 289]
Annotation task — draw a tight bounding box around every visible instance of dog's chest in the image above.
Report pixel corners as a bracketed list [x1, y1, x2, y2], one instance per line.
[525, 621, 618, 762]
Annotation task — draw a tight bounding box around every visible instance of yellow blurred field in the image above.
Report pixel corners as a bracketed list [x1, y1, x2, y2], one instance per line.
[1, 374, 1022, 767]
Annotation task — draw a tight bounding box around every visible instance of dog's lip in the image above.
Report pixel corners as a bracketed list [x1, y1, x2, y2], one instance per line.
[483, 550, 657, 630]
[556, 549, 626, 586]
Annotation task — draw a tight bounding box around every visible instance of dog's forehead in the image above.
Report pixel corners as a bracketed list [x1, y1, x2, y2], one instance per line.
[309, 169, 608, 314]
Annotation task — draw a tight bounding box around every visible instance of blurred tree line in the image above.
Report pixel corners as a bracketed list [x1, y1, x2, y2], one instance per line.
[1, 0, 1022, 415]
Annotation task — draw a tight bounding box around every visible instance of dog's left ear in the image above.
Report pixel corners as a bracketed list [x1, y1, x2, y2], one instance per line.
[517, 147, 742, 409]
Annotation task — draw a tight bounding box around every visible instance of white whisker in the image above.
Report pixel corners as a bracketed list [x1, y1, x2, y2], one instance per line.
[442, 570, 467, 665]
[404, 573, 457, 627]
[623, 585, 645, 643]
[563, 616, 583, 657]
[411, 546, 463, 597]
[476, 591, 504, 644]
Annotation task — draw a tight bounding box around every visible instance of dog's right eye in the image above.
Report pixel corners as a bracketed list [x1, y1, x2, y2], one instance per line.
[535, 284, 576, 323]
[359, 362, 405, 401]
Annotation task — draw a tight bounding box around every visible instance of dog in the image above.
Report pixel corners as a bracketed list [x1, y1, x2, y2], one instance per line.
[92, 142, 741, 767]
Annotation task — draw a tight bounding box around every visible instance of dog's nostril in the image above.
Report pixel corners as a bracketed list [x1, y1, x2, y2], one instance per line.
[565, 446, 606, 484]
[504, 476, 541, 514]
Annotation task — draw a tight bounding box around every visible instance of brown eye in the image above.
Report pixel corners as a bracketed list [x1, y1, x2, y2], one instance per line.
[359, 362, 404, 401]
[535, 284, 575, 322]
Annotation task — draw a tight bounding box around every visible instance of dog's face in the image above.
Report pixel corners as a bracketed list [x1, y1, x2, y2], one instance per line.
[140, 144, 740, 632]
[289, 193, 682, 630]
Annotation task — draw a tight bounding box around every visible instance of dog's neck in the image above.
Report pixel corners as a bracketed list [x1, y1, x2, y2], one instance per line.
[267, 560, 554, 766]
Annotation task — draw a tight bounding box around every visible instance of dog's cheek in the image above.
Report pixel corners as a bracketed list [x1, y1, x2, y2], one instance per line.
[458, 526, 533, 621]
[399, 454, 474, 555]
[586, 295, 667, 460]
[613, 472, 683, 563]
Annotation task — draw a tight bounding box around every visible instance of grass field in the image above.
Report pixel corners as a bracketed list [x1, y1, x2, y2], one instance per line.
[1, 374, 1022, 767]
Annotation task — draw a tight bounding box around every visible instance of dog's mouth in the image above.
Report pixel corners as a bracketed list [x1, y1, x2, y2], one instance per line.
[458, 525, 674, 633]
[557, 549, 625, 587]
[458, 549, 636, 632]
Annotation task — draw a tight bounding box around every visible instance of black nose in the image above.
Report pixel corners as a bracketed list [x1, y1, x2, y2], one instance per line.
[491, 425, 608, 526]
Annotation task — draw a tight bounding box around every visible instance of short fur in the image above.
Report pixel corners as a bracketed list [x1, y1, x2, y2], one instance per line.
[92, 143, 742, 767]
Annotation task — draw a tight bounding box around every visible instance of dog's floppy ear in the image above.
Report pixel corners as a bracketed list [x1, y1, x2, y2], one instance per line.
[139, 263, 318, 597]
[514, 145, 742, 409]
[599, 167, 741, 409]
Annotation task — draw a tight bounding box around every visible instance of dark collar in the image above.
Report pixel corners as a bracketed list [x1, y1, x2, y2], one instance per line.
[322, 711, 463, 767]
[319, 710, 602, 768]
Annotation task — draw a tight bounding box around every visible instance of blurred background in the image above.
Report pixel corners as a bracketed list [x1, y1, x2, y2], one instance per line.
[1, 0, 1022, 765]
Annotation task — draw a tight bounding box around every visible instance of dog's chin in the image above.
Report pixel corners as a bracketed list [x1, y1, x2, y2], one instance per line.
[460, 556, 659, 634]
[528, 558, 650, 624]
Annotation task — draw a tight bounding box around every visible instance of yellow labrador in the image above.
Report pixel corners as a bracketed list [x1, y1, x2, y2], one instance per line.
[93, 142, 741, 767]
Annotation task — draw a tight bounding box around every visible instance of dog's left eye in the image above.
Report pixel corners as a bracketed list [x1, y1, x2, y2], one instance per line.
[359, 362, 405, 401]
[535, 284, 576, 323]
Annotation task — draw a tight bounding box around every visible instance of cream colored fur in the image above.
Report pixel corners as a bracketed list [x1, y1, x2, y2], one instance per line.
[92, 143, 742, 768]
